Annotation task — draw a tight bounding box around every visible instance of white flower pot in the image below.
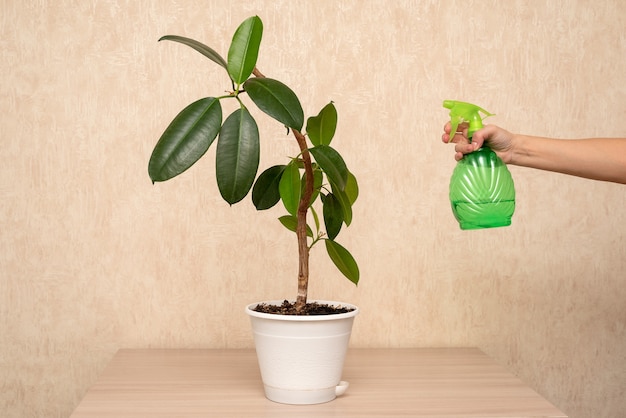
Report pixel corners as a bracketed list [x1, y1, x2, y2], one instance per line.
[245, 300, 359, 405]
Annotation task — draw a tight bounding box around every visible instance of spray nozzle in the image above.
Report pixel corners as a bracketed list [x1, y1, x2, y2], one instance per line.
[443, 100, 494, 141]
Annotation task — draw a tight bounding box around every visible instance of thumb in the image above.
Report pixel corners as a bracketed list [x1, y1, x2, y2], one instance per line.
[470, 128, 489, 149]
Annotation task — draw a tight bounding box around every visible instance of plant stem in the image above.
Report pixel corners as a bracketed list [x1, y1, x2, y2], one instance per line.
[252, 67, 312, 311]
[293, 129, 314, 311]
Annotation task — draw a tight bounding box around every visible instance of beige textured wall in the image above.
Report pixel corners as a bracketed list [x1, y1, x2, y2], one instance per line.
[1, 0, 624, 417]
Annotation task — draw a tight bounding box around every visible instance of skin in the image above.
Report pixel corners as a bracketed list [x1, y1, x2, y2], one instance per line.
[442, 122, 626, 184]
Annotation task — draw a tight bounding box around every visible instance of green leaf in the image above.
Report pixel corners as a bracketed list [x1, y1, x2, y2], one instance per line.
[252, 165, 286, 210]
[310, 206, 320, 234]
[243, 78, 304, 131]
[159, 35, 228, 71]
[308, 145, 348, 190]
[279, 161, 301, 217]
[216, 108, 260, 204]
[322, 193, 343, 240]
[345, 171, 359, 205]
[278, 215, 313, 238]
[227, 16, 263, 84]
[325, 239, 359, 285]
[328, 172, 357, 226]
[149, 97, 222, 182]
[306, 102, 337, 146]
[330, 180, 353, 226]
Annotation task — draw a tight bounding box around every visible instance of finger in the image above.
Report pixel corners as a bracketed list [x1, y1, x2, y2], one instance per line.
[443, 122, 470, 145]
[453, 130, 468, 142]
[443, 132, 465, 144]
[470, 125, 496, 149]
[469, 135, 485, 150]
[454, 142, 478, 154]
[444, 121, 469, 135]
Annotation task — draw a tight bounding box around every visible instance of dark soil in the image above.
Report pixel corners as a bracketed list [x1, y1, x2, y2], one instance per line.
[252, 300, 355, 316]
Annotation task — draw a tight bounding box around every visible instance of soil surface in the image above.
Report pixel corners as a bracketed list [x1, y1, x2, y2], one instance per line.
[252, 300, 355, 316]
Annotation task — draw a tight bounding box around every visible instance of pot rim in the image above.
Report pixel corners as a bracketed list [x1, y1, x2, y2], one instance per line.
[245, 299, 359, 321]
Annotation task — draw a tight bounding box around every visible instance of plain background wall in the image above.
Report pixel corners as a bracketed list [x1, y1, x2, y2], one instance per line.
[1, 0, 624, 417]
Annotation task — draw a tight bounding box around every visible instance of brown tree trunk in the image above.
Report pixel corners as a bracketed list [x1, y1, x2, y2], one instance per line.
[293, 129, 314, 311]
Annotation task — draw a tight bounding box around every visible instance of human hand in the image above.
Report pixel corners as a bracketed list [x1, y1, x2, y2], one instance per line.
[442, 123, 515, 163]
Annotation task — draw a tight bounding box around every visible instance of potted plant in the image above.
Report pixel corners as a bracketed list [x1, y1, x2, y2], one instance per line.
[148, 16, 359, 404]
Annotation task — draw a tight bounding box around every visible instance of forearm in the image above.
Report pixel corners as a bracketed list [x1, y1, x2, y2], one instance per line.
[510, 135, 626, 184]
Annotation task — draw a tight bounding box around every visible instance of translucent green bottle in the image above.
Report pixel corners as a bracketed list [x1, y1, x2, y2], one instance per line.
[443, 100, 515, 230]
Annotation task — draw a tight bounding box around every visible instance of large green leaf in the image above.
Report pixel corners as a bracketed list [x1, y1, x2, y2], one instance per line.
[308, 145, 348, 190]
[149, 97, 222, 182]
[278, 215, 313, 237]
[330, 180, 353, 226]
[252, 165, 286, 210]
[159, 35, 228, 71]
[345, 171, 359, 205]
[227, 16, 263, 85]
[325, 239, 359, 285]
[328, 171, 358, 226]
[279, 161, 301, 217]
[243, 78, 304, 131]
[306, 102, 337, 146]
[216, 108, 260, 204]
[322, 193, 343, 240]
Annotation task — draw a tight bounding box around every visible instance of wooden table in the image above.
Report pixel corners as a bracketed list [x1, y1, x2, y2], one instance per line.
[70, 348, 566, 417]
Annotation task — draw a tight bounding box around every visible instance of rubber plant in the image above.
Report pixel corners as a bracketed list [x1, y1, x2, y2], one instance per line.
[148, 16, 359, 312]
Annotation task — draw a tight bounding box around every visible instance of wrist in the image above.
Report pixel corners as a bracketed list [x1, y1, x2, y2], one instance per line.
[507, 133, 529, 166]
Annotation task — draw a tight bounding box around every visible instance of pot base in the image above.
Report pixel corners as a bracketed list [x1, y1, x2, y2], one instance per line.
[263, 381, 349, 405]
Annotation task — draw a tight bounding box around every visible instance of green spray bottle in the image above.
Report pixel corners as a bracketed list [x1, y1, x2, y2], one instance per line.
[443, 100, 515, 230]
